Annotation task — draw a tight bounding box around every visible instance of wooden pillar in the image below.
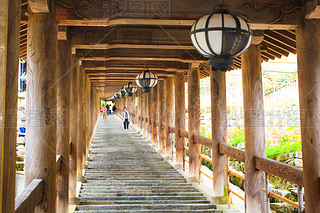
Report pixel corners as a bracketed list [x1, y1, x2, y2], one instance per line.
[144, 91, 148, 137]
[158, 80, 166, 152]
[147, 92, 152, 141]
[77, 66, 85, 176]
[152, 84, 159, 146]
[69, 55, 79, 199]
[211, 71, 227, 197]
[82, 74, 87, 163]
[175, 72, 186, 168]
[241, 44, 267, 213]
[25, 9, 58, 212]
[86, 78, 90, 150]
[165, 77, 174, 157]
[296, 19, 320, 212]
[188, 64, 201, 179]
[0, 0, 21, 212]
[56, 40, 71, 212]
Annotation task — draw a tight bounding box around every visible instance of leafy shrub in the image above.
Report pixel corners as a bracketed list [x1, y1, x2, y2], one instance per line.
[227, 127, 245, 147]
[266, 137, 301, 158]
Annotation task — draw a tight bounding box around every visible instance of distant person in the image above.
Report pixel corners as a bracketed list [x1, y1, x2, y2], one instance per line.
[106, 104, 110, 116]
[102, 104, 107, 119]
[112, 105, 116, 114]
[122, 107, 129, 129]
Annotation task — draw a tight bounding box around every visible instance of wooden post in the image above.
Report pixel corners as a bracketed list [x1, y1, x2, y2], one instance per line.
[69, 55, 79, 199]
[165, 77, 174, 157]
[77, 66, 85, 176]
[82, 74, 87, 163]
[144, 91, 148, 137]
[158, 80, 166, 152]
[296, 19, 320, 212]
[56, 40, 71, 212]
[188, 64, 201, 179]
[152, 84, 159, 146]
[25, 9, 58, 212]
[175, 72, 186, 168]
[148, 92, 152, 141]
[0, 0, 21, 212]
[85, 78, 91, 150]
[211, 71, 227, 197]
[241, 44, 267, 213]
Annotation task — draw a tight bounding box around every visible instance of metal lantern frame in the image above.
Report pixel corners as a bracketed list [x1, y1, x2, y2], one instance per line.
[120, 88, 126, 97]
[190, 6, 252, 71]
[135, 69, 158, 93]
[124, 82, 138, 97]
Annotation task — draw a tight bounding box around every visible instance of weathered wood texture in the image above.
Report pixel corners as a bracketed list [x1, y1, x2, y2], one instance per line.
[77, 66, 85, 176]
[255, 156, 304, 187]
[69, 55, 79, 198]
[25, 10, 58, 213]
[241, 44, 267, 213]
[15, 179, 44, 213]
[188, 66, 201, 178]
[152, 84, 159, 146]
[194, 134, 213, 148]
[0, 0, 21, 212]
[210, 71, 227, 197]
[85, 76, 91, 152]
[296, 19, 320, 212]
[158, 80, 166, 152]
[165, 77, 174, 157]
[29, 0, 49, 13]
[144, 92, 148, 136]
[56, 40, 71, 213]
[219, 143, 245, 163]
[175, 72, 185, 167]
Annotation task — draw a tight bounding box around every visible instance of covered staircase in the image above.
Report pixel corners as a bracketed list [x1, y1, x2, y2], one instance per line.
[74, 115, 222, 212]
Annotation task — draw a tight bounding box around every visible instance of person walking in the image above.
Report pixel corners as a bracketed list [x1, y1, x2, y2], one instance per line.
[122, 107, 130, 129]
[112, 105, 116, 114]
[102, 104, 107, 119]
[106, 104, 110, 116]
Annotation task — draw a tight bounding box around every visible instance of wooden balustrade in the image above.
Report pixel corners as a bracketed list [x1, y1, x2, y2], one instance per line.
[56, 155, 63, 173]
[169, 126, 175, 133]
[15, 179, 44, 213]
[179, 129, 188, 138]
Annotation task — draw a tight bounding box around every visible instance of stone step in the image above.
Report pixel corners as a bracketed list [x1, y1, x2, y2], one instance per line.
[79, 192, 204, 197]
[75, 204, 218, 211]
[78, 200, 210, 205]
[75, 210, 222, 213]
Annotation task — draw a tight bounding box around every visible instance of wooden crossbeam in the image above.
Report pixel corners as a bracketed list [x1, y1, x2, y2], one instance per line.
[72, 44, 195, 51]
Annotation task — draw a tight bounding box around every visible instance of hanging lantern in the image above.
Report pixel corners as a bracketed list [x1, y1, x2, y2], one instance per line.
[190, 6, 252, 71]
[115, 92, 121, 99]
[135, 69, 158, 93]
[124, 82, 138, 96]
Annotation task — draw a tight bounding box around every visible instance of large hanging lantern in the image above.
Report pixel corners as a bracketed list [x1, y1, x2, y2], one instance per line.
[190, 6, 252, 71]
[135, 69, 158, 93]
[124, 82, 138, 96]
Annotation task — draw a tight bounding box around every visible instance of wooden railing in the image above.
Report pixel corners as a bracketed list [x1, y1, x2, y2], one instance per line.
[166, 127, 305, 212]
[15, 155, 63, 212]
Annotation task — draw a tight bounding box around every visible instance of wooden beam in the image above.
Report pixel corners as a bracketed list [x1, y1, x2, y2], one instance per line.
[175, 72, 186, 169]
[56, 40, 71, 212]
[15, 179, 44, 213]
[210, 70, 227, 197]
[241, 45, 267, 212]
[296, 19, 320, 212]
[188, 64, 201, 180]
[77, 66, 85, 177]
[81, 56, 206, 64]
[305, 0, 320, 19]
[28, 0, 49, 13]
[219, 143, 245, 163]
[72, 44, 195, 50]
[85, 67, 186, 72]
[0, 1, 21, 212]
[58, 26, 67, 40]
[152, 84, 159, 146]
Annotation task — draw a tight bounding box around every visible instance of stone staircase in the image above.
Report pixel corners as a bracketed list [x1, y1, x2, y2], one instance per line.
[74, 115, 222, 212]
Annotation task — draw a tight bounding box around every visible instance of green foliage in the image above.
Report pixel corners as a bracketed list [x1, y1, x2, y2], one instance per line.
[227, 127, 245, 147]
[266, 137, 302, 158]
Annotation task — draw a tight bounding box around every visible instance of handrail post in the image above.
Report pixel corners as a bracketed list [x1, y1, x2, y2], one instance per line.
[188, 63, 201, 181]
[241, 42, 267, 212]
[165, 77, 174, 158]
[175, 72, 186, 169]
[158, 80, 166, 153]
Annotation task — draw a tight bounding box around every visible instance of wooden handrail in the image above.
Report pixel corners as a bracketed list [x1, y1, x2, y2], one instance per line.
[161, 123, 165, 129]
[255, 156, 304, 187]
[179, 129, 188, 138]
[15, 179, 44, 213]
[56, 155, 62, 173]
[219, 143, 245, 163]
[194, 134, 213, 148]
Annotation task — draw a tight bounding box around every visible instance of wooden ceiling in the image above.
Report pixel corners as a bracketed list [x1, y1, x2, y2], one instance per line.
[20, 0, 301, 98]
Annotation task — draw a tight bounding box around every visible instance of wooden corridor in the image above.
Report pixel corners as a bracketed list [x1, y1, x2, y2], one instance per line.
[73, 115, 221, 212]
